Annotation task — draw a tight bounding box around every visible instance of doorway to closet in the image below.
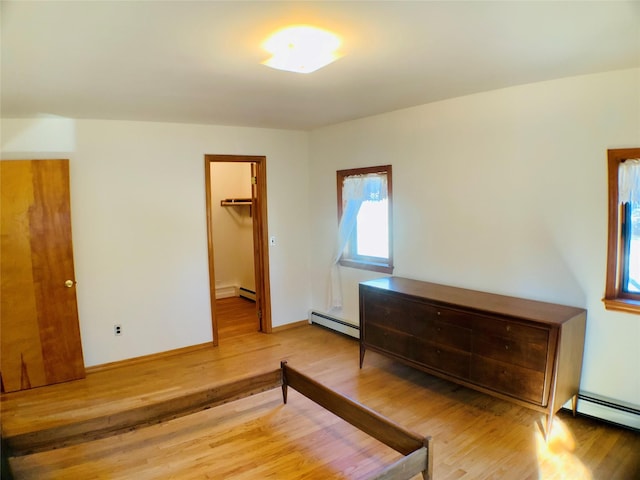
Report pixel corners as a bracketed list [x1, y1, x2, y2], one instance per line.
[204, 155, 271, 345]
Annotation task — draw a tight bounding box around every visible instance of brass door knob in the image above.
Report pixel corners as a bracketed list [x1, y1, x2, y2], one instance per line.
[65, 280, 75, 288]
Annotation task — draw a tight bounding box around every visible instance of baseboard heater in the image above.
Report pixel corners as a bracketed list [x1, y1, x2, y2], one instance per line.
[566, 393, 640, 431]
[239, 287, 256, 301]
[309, 310, 359, 339]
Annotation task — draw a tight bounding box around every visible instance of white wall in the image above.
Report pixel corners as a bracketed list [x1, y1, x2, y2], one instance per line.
[210, 162, 254, 295]
[1, 118, 311, 367]
[308, 68, 640, 407]
[2, 69, 638, 409]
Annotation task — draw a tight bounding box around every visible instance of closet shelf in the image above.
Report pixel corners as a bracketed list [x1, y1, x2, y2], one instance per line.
[220, 198, 252, 206]
[220, 198, 253, 216]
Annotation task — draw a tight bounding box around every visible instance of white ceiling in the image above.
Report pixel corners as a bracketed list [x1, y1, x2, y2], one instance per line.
[2, 1, 639, 131]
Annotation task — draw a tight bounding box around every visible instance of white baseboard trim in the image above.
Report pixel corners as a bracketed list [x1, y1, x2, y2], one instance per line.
[215, 286, 237, 299]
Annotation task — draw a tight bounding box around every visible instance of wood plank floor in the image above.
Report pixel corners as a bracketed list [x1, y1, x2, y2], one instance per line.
[216, 297, 260, 340]
[2, 324, 639, 479]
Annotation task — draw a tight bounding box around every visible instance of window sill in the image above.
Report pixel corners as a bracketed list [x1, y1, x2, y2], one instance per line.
[603, 297, 640, 315]
[339, 259, 394, 274]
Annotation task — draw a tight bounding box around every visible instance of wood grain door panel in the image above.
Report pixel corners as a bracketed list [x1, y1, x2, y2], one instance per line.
[1, 160, 85, 392]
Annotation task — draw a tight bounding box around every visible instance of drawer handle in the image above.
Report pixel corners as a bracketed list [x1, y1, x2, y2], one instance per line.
[506, 325, 511, 332]
[437, 311, 441, 316]
[504, 344, 510, 350]
[436, 349, 441, 355]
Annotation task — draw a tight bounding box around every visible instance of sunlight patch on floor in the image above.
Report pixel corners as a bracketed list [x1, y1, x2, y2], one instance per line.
[535, 417, 591, 479]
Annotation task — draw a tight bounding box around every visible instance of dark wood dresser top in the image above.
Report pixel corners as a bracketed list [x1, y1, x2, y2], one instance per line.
[360, 277, 586, 326]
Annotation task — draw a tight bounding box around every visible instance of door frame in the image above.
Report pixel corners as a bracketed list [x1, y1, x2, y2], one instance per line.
[204, 154, 272, 346]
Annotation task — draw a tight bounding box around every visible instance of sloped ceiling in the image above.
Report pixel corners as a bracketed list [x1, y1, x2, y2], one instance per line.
[2, 1, 639, 130]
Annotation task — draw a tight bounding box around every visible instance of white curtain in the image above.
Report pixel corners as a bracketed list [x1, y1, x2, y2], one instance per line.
[328, 173, 388, 310]
[619, 158, 640, 204]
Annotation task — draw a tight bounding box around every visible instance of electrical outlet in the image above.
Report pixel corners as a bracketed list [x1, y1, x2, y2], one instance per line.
[114, 324, 122, 336]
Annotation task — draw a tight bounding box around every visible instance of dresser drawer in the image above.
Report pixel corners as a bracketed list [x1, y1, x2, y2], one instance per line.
[424, 319, 471, 351]
[473, 333, 548, 371]
[470, 356, 545, 405]
[364, 322, 414, 358]
[435, 307, 474, 330]
[473, 316, 549, 345]
[411, 340, 471, 380]
[362, 291, 474, 337]
[362, 292, 436, 336]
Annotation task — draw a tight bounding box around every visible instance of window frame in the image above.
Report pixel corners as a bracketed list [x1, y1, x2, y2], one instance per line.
[336, 165, 394, 274]
[603, 148, 640, 314]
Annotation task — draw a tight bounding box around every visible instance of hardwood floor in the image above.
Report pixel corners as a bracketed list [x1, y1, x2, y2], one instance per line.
[2, 324, 639, 479]
[216, 296, 260, 340]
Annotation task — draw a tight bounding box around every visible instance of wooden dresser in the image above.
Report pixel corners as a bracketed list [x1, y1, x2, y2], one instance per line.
[359, 277, 587, 434]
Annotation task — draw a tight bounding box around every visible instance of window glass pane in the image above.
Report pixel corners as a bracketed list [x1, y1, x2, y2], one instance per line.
[626, 202, 640, 293]
[336, 164, 393, 274]
[356, 199, 388, 258]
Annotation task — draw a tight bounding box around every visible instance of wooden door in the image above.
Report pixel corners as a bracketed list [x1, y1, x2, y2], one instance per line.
[249, 158, 271, 333]
[251, 162, 266, 333]
[1, 159, 85, 392]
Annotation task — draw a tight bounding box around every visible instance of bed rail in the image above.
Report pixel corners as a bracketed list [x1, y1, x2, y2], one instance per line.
[4, 362, 433, 479]
[281, 361, 432, 480]
[4, 369, 283, 456]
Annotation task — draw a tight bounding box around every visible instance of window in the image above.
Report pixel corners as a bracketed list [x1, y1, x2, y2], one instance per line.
[336, 165, 393, 274]
[604, 148, 640, 314]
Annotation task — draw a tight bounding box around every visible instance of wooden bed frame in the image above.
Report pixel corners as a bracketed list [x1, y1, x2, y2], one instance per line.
[3, 361, 432, 480]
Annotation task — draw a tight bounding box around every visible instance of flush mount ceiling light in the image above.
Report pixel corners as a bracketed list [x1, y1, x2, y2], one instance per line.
[261, 25, 342, 74]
